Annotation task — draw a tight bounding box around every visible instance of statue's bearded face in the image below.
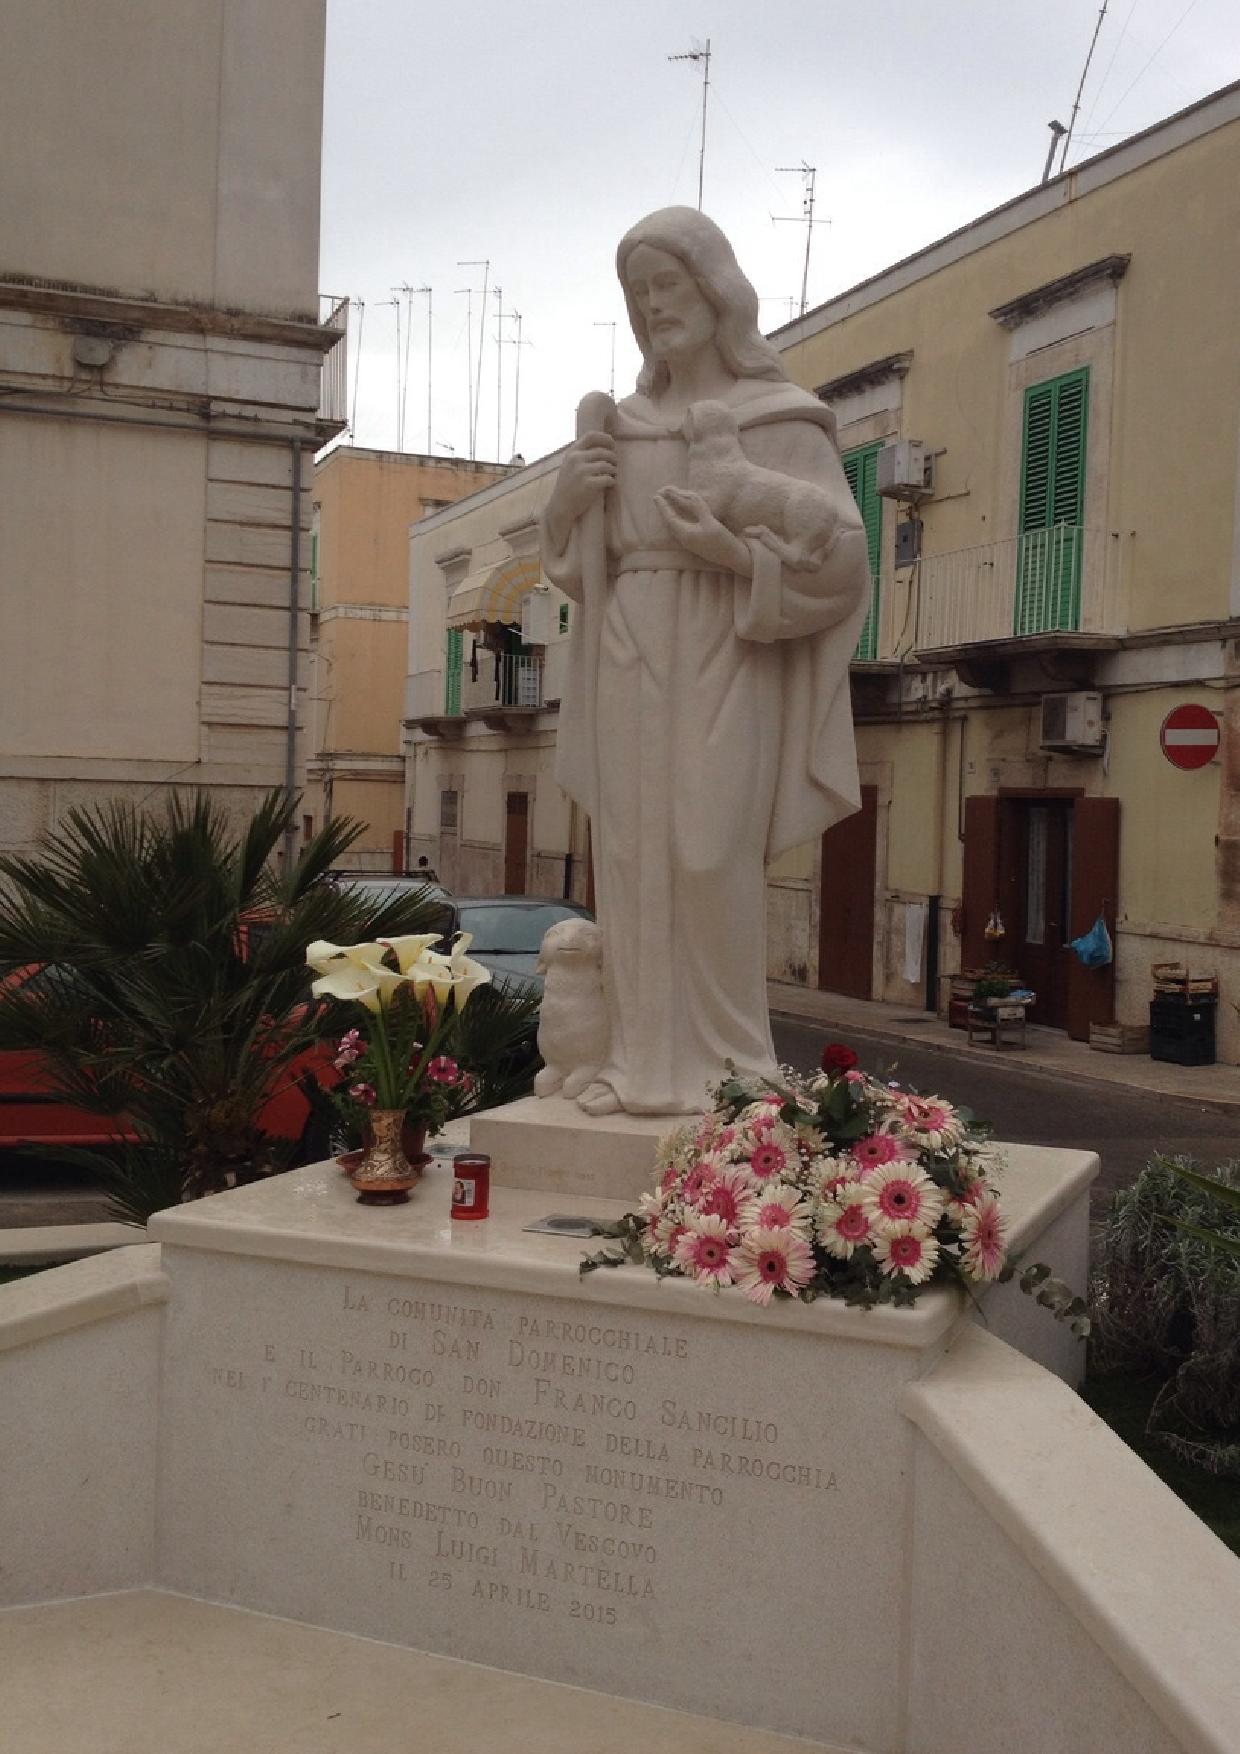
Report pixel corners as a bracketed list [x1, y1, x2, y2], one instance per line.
[625, 244, 716, 364]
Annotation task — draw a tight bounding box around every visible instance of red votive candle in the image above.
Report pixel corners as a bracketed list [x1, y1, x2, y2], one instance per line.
[450, 1152, 491, 1220]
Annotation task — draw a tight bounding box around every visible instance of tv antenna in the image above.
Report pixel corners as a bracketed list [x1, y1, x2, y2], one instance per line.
[458, 259, 490, 461]
[1058, 1, 1110, 174]
[594, 320, 617, 398]
[499, 310, 531, 460]
[415, 286, 432, 453]
[348, 296, 365, 438]
[774, 163, 829, 318]
[668, 37, 711, 210]
[380, 296, 402, 449]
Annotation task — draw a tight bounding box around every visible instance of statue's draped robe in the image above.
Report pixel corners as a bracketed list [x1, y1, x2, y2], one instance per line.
[541, 379, 871, 1114]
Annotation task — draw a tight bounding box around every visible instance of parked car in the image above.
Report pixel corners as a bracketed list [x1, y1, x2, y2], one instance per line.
[0, 961, 334, 1153]
[325, 872, 456, 940]
[446, 897, 595, 999]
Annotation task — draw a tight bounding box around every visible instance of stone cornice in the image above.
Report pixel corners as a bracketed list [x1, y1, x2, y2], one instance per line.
[815, 351, 913, 403]
[0, 277, 340, 353]
[988, 255, 1131, 329]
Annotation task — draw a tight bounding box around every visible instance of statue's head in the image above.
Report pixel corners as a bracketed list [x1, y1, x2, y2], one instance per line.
[617, 207, 787, 397]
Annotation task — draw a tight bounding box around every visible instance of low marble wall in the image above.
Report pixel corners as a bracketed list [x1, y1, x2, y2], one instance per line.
[902, 1327, 1240, 1754]
[0, 1245, 167, 1606]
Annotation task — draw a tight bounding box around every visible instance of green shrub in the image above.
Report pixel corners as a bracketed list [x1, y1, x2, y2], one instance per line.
[1090, 1155, 1240, 1477]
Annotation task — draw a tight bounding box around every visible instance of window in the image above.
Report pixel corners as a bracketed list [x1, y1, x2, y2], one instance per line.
[842, 442, 882, 661]
[1016, 368, 1088, 635]
[444, 627, 463, 714]
[440, 789, 459, 831]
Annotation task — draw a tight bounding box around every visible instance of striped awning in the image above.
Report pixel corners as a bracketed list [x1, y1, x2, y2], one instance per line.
[446, 553, 542, 631]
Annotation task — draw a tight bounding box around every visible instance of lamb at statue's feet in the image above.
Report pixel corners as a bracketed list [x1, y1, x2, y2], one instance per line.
[576, 1080, 622, 1117]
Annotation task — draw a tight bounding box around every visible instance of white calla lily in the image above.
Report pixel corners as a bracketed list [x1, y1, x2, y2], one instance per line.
[306, 938, 390, 977]
[377, 933, 447, 975]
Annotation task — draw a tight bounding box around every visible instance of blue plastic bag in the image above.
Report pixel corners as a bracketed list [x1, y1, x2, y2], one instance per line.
[1068, 915, 1112, 968]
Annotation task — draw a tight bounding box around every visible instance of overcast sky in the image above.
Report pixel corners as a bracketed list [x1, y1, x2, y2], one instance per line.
[319, 0, 1239, 466]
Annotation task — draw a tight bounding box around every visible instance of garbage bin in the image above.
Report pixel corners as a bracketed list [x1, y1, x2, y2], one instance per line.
[1149, 994, 1216, 1066]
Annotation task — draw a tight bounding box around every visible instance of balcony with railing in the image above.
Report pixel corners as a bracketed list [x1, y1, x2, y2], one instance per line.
[316, 296, 349, 438]
[407, 652, 546, 738]
[913, 525, 1125, 686]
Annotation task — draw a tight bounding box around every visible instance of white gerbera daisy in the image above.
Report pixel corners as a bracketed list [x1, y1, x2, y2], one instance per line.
[873, 1222, 940, 1285]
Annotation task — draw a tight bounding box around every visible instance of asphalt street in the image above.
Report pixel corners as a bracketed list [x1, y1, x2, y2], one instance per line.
[771, 1013, 1239, 1218]
[4, 1018, 1236, 1230]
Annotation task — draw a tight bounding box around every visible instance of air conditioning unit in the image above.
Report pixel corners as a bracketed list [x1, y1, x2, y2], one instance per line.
[877, 440, 934, 502]
[519, 585, 552, 645]
[1040, 691, 1104, 753]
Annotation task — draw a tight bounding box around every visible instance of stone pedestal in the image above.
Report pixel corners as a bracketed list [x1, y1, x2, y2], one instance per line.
[145, 1142, 1097, 1753]
[470, 1093, 685, 1202]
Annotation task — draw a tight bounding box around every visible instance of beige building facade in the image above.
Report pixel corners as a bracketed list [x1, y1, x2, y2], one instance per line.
[403, 451, 589, 900]
[306, 447, 512, 871]
[0, 0, 342, 856]
[770, 80, 1240, 1058]
[403, 81, 1240, 1060]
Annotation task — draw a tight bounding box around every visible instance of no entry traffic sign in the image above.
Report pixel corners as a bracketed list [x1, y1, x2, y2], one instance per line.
[1160, 703, 1221, 771]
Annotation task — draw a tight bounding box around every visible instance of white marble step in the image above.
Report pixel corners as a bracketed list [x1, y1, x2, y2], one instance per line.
[0, 1590, 855, 1754]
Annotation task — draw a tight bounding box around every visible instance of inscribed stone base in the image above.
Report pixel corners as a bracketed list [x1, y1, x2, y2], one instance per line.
[470, 1093, 689, 1202]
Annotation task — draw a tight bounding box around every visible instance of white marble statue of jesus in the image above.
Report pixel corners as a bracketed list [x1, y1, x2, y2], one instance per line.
[540, 207, 870, 1117]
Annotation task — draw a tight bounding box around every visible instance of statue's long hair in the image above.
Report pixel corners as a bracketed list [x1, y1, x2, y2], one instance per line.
[617, 207, 787, 398]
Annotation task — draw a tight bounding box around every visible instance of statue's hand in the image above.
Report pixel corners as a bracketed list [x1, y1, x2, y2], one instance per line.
[654, 486, 752, 576]
[543, 432, 615, 552]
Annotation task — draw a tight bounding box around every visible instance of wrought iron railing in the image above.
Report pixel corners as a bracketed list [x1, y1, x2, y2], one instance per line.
[914, 525, 1124, 652]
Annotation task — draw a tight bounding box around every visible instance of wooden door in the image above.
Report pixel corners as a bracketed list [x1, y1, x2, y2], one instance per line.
[504, 791, 529, 895]
[818, 786, 878, 998]
[1066, 796, 1119, 1041]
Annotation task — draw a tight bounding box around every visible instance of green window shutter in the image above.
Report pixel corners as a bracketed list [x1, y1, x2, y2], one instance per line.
[843, 442, 882, 661]
[1016, 368, 1088, 634]
[444, 627, 463, 715]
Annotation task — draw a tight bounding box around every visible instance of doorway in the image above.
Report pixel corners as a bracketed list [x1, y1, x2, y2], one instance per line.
[1011, 800, 1073, 1030]
[818, 785, 878, 999]
[961, 791, 1118, 1041]
[504, 791, 529, 895]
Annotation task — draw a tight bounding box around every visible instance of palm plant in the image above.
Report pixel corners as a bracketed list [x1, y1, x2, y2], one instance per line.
[0, 791, 457, 1220]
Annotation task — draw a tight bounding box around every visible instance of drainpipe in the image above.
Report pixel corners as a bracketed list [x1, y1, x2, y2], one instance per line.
[282, 440, 303, 873]
[926, 696, 952, 1011]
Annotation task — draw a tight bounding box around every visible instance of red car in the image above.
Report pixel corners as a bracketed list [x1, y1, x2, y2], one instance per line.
[0, 964, 336, 1154]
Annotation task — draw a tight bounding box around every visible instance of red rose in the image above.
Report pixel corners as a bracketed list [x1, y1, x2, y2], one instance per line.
[820, 1042, 859, 1075]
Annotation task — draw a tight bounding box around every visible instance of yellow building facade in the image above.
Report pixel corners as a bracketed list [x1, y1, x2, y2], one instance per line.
[307, 447, 512, 870]
[771, 81, 1240, 1059]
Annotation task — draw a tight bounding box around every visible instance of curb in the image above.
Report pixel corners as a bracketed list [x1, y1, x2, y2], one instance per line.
[768, 1002, 1240, 1119]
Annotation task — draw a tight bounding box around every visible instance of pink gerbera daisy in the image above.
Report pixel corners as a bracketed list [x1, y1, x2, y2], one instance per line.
[426, 1054, 461, 1085]
[699, 1166, 752, 1228]
[740, 1183, 813, 1235]
[861, 1163, 945, 1233]
[898, 1094, 960, 1148]
[852, 1131, 916, 1173]
[672, 1214, 735, 1285]
[750, 1136, 789, 1178]
[817, 1184, 873, 1259]
[873, 1223, 940, 1285]
[681, 1163, 715, 1207]
[733, 1226, 816, 1305]
[960, 1193, 1008, 1280]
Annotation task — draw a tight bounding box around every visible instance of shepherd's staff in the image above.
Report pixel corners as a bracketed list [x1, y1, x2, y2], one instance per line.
[571, 390, 616, 829]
